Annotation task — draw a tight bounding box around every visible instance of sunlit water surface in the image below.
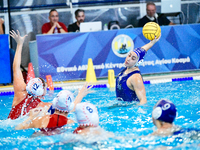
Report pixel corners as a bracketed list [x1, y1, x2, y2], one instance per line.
[0, 80, 200, 150]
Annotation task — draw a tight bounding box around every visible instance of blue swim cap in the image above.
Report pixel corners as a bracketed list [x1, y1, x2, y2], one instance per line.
[152, 99, 177, 123]
[133, 47, 146, 63]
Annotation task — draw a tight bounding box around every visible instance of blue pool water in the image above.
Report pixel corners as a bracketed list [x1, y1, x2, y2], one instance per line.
[1, 80, 200, 149]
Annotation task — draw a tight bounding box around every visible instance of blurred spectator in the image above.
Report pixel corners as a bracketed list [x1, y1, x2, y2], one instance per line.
[42, 9, 68, 34]
[68, 9, 85, 32]
[138, 2, 175, 27]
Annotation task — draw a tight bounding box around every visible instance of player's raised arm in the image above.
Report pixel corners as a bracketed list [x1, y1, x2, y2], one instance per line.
[10, 30, 28, 106]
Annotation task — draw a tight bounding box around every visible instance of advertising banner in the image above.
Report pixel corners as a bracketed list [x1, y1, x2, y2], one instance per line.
[37, 24, 200, 81]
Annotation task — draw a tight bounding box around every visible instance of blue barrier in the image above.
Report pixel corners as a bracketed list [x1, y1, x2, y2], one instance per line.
[0, 35, 11, 84]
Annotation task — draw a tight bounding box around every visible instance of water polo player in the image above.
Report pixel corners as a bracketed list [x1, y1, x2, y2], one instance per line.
[116, 36, 160, 104]
[151, 99, 178, 136]
[16, 90, 75, 131]
[73, 102, 101, 135]
[15, 83, 93, 131]
[8, 30, 51, 120]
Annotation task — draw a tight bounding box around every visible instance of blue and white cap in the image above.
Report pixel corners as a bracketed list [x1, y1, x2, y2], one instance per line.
[133, 47, 146, 66]
[75, 102, 99, 127]
[26, 78, 44, 97]
[152, 99, 177, 123]
[52, 90, 75, 112]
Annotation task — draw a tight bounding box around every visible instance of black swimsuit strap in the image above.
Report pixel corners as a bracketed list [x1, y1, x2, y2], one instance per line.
[25, 97, 35, 109]
[57, 115, 59, 126]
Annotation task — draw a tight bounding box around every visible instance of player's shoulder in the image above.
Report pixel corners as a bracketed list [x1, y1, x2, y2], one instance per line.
[130, 72, 143, 83]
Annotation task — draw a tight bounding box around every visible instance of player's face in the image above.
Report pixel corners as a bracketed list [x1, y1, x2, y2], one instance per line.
[43, 84, 47, 96]
[76, 12, 85, 24]
[146, 5, 156, 17]
[124, 51, 138, 68]
[49, 11, 59, 24]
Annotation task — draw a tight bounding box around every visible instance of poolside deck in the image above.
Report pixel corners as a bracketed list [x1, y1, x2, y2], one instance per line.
[1, 70, 200, 92]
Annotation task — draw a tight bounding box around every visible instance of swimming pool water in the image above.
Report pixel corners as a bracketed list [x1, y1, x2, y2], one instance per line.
[0, 80, 200, 150]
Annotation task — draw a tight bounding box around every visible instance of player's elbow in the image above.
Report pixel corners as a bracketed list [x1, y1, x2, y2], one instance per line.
[138, 98, 147, 105]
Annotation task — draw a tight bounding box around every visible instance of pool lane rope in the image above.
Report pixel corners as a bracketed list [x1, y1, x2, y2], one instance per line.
[0, 76, 199, 96]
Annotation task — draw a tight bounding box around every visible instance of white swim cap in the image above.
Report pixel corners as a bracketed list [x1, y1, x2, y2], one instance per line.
[52, 90, 75, 112]
[26, 78, 44, 97]
[75, 102, 99, 127]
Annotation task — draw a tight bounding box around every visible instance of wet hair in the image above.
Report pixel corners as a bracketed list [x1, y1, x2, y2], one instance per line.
[49, 9, 57, 16]
[146, 2, 156, 7]
[75, 9, 85, 17]
[38, 77, 46, 88]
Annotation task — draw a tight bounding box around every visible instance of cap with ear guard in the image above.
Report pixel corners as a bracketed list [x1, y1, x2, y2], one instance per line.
[152, 99, 177, 123]
[52, 90, 75, 112]
[132, 47, 146, 66]
[26, 78, 45, 97]
[75, 102, 99, 127]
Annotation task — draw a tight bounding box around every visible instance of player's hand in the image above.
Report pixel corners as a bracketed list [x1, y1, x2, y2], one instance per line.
[151, 34, 161, 45]
[78, 82, 94, 98]
[10, 30, 27, 45]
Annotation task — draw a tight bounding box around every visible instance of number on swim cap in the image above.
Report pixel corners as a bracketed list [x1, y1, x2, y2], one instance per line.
[68, 96, 72, 102]
[32, 83, 39, 91]
[86, 106, 93, 113]
[162, 103, 171, 110]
